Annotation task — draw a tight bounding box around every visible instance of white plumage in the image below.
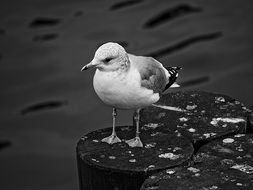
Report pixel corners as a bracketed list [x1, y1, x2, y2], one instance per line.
[93, 61, 160, 109]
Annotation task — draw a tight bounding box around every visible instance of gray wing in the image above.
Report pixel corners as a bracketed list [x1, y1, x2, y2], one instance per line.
[128, 54, 167, 93]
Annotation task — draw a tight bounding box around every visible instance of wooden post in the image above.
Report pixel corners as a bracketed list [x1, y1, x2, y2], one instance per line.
[76, 125, 193, 190]
[76, 91, 251, 189]
[141, 134, 253, 189]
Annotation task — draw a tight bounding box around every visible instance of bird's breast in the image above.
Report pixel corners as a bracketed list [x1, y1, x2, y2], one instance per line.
[93, 69, 159, 109]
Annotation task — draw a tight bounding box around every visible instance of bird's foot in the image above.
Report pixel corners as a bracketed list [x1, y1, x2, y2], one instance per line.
[101, 134, 121, 144]
[125, 137, 143, 147]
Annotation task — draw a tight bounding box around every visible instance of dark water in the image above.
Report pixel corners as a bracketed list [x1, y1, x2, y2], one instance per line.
[0, 0, 252, 189]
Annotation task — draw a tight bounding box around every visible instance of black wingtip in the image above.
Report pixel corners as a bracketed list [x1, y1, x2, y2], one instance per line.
[163, 66, 182, 92]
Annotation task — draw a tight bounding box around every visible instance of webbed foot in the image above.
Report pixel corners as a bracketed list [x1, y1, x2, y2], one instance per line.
[125, 137, 143, 147]
[101, 134, 121, 144]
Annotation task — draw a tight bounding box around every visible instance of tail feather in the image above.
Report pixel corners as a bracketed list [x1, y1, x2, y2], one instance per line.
[163, 67, 182, 92]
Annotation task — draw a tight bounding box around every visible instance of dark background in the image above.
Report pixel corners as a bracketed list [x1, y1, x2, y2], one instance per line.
[0, 0, 252, 189]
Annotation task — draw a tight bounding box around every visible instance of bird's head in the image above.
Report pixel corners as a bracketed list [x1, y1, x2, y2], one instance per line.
[81, 42, 129, 72]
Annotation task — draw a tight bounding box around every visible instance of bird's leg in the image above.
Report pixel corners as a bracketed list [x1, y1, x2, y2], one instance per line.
[101, 108, 121, 144]
[126, 109, 143, 147]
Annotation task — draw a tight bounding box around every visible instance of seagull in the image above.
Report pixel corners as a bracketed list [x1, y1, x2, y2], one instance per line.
[81, 42, 181, 147]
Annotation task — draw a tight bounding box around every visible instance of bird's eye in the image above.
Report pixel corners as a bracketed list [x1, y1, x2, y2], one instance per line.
[104, 57, 112, 62]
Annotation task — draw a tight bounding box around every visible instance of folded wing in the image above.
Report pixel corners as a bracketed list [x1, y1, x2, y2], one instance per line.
[129, 54, 168, 93]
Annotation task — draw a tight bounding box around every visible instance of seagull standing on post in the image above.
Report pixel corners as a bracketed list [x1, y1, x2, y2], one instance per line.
[81, 42, 181, 147]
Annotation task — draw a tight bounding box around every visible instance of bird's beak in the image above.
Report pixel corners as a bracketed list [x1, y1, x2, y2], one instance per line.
[81, 60, 99, 71]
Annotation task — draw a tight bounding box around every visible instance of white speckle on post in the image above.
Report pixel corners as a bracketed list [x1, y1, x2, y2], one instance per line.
[187, 167, 200, 173]
[223, 138, 235, 143]
[221, 159, 235, 165]
[215, 96, 225, 102]
[236, 183, 243, 186]
[158, 153, 180, 160]
[186, 112, 193, 116]
[81, 136, 88, 141]
[231, 164, 253, 174]
[188, 128, 196, 133]
[145, 142, 157, 148]
[222, 124, 227, 128]
[217, 117, 245, 123]
[186, 105, 197, 110]
[148, 165, 155, 168]
[144, 123, 159, 129]
[234, 134, 245, 138]
[100, 155, 105, 158]
[150, 132, 163, 136]
[236, 145, 243, 152]
[179, 117, 188, 122]
[173, 147, 182, 152]
[150, 176, 156, 179]
[242, 106, 251, 112]
[209, 185, 218, 189]
[235, 101, 241, 104]
[129, 159, 136, 163]
[166, 169, 175, 174]
[152, 104, 187, 112]
[203, 133, 216, 138]
[91, 158, 99, 162]
[158, 112, 166, 118]
[176, 132, 182, 137]
[211, 117, 245, 126]
[210, 119, 218, 126]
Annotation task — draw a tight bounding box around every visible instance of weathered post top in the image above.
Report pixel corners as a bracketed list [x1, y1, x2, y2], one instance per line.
[76, 90, 252, 190]
[142, 134, 253, 190]
[76, 125, 193, 190]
